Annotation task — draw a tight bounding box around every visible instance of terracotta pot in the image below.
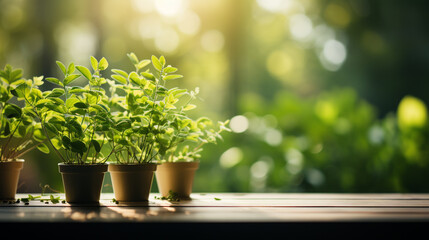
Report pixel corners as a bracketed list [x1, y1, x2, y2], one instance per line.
[0, 160, 24, 200]
[108, 163, 157, 202]
[58, 163, 107, 203]
[155, 161, 199, 199]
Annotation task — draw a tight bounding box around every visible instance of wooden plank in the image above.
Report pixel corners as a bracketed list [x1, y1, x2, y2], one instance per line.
[1, 193, 429, 224]
[2, 193, 429, 238]
[2, 205, 429, 222]
[5, 193, 429, 207]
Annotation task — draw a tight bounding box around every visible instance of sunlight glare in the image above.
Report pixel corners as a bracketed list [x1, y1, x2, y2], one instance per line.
[220, 147, 243, 168]
[289, 14, 313, 40]
[155, 0, 186, 17]
[230, 115, 249, 133]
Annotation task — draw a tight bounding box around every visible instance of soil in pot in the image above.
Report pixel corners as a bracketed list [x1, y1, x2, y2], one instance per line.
[0, 160, 24, 200]
[109, 163, 157, 202]
[155, 161, 199, 199]
[58, 163, 107, 204]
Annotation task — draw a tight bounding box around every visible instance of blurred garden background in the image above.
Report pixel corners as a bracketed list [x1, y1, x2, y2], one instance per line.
[1, 0, 429, 193]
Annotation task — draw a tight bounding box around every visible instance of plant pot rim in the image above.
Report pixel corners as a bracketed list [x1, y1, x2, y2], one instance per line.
[58, 163, 108, 173]
[156, 161, 199, 169]
[108, 163, 157, 172]
[58, 163, 107, 165]
[0, 159, 25, 163]
[108, 162, 158, 166]
[156, 160, 200, 164]
[0, 159, 24, 172]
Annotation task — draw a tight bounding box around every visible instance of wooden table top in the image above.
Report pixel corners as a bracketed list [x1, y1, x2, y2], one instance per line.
[1, 193, 428, 237]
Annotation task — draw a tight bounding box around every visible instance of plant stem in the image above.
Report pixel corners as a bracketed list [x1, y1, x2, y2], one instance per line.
[14, 139, 46, 159]
[1, 119, 22, 161]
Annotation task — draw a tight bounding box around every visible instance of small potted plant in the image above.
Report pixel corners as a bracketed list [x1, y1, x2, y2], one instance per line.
[0, 65, 50, 200]
[17, 57, 114, 203]
[106, 53, 188, 202]
[156, 117, 230, 199]
[132, 56, 231, 200]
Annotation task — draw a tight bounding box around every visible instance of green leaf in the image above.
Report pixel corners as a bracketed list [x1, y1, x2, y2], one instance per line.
[137, 60, 151, 70]
[67, 63, 75, 75]
[44, 103, 65, 114]
[164, 66, 178, 73]
[141, 72, 155, 81]
[116, 120, 132, 131]
[51, 138, 62, 149]
[91, 140, 101, 153]
[46, 88, 65, 98]
[70, 140, 87, 155]
[65, 97, 79, 109]
[33, 127, 46, 142]
[0, 65, 22, 84]
[3, 104, 22, 118]
[74, 102, 88, 109]
[151, 55, 163, 71]
[159, 56, 166, 67]
[68, 86, 88, 94]
[50, 195, 60, 204]
[67, 119, 83, 137]
[15, 124, 27, 138]
[111, 74, 127, 84]
[63, 74, 80, 85]
[2, 121, 10, 136]
[182, 104, 196, 111]
[28, 88, 43, 103]
[45, 77, 64, 87]
[170, 88, 187, 97]
[76, 66, 92, 81]
[89, 104, 108, 113]
[111, 69, 128, 78]
[129, 72, 142, 86]
[127, 52, 139, 65]
[90, 56, 98, 71]
[164, 75, 183, 81]
[47, 114, 65, 125]
[37, 143, 50, 154]
[98, 57, 108, 70]
[10, 70, 23, 84]
[32, 76, 44, 86]
[44, 122, 59, 135]
[56, 61, 67, 75]
[35, 99, 53, 108]
[11, 83, 30, 98]
[0, 86, 10, 102]
[62, 136, 71, 149]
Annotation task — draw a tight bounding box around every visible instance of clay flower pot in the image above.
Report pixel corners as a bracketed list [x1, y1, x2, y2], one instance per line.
[58, 163, 108, 203]
[108, 163, 157, 202]
[0, 160, 24, 200]
[155, 161, 199, 199]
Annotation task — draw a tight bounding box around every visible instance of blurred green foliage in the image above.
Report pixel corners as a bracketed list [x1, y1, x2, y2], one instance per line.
[202, 89, 429, 193]
[1, 0, 429, 193]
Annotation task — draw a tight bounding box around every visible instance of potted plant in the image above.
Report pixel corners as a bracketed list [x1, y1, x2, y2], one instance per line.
[105, 53, 187, 202]
[128, 56, 231, 200]
[16, 57, 114, 203]
[0, 65, 50, 200]
[156, 117, 230, 199]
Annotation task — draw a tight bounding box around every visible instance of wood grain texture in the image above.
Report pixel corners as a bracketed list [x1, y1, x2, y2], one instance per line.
[1, 193, 429, 223]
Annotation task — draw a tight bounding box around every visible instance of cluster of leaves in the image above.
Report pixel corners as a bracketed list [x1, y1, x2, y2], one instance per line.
[19, 194, 64, 204]
[106, 53, 230, 163]
[154, 190, 181, 202]
[1, 53, 230, 164]
[0, 65, 48, 162]
[13, 57, 114, 164]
